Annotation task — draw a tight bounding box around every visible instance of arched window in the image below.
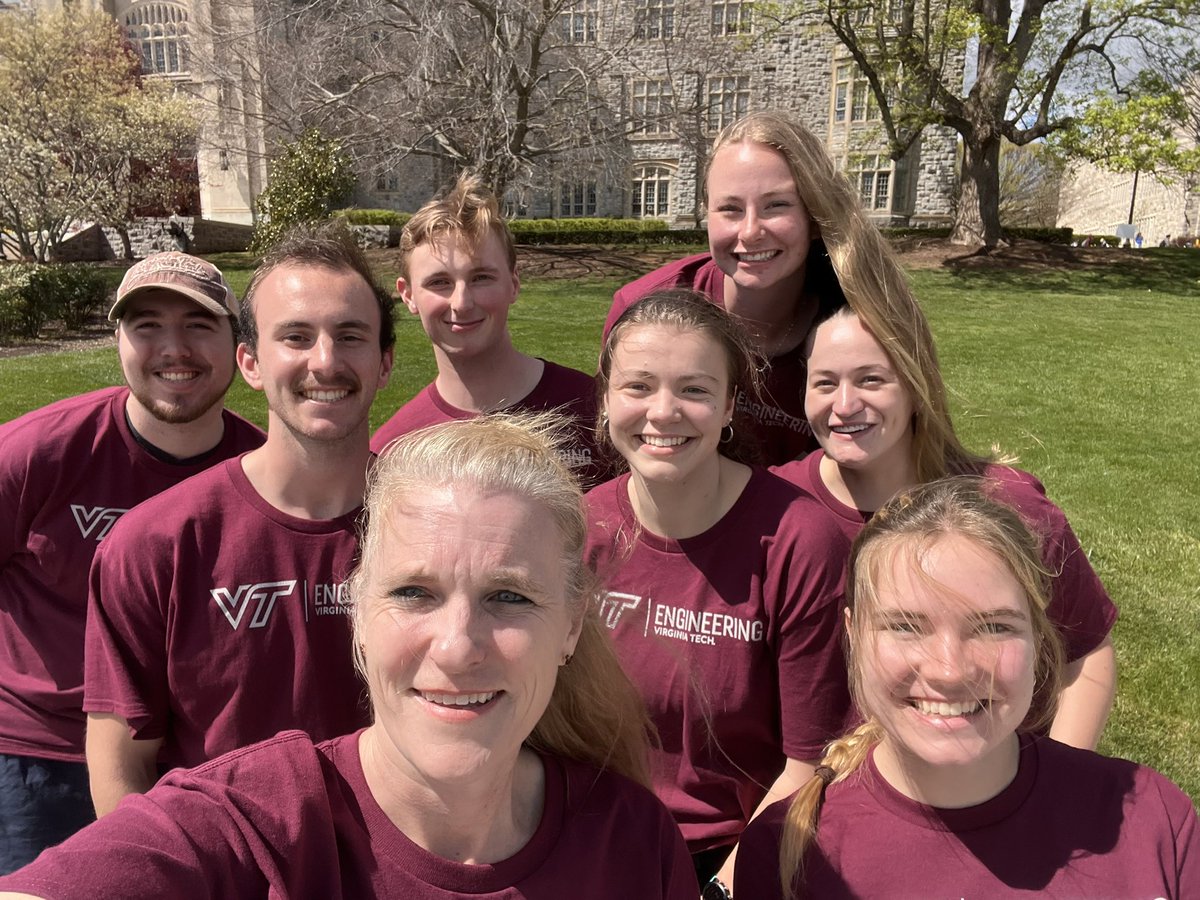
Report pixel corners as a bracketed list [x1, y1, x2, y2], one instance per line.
[125, 2, 189, 76]
[631, 164, 673, 218]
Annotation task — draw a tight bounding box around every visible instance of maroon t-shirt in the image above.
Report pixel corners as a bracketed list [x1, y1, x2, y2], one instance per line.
[584, 467, 850, 852]
[735, 734, 1200, 899]
[608, 254, 817, 466]
[0, 729, 697, 899]
[0, 387, 264, 761]
[84, 457, 368, 770]
[772, 452, 1118, 663]
[371, 359, 608, 487]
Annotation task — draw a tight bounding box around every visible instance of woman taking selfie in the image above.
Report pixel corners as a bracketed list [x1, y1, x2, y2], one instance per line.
[735, 478, 1198, 899]
[776, 299, 1117, 750]
[0, 417, 695, 899]
[586, 291, 851, 894]
[609, 110, 904, 466]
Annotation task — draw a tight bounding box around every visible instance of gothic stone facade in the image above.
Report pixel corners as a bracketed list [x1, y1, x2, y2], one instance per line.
[34, 0, 958, 228]
[357, 1, 960, 227]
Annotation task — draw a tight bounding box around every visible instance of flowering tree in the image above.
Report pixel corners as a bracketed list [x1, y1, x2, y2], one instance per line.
[0, 9, 196, 262]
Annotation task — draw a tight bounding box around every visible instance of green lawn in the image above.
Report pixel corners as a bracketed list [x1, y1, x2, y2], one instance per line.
[1, 250, 1197, 806]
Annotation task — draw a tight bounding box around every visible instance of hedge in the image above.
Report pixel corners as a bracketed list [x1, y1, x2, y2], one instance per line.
[0, 263, 109, 339]
[335, 208, 412, 227]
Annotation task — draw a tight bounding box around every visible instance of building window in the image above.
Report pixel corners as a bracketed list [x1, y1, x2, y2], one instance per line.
[125, 2, 188, 76]
[631, 165, 672, 218]
[559, 181, 598, 217]
[560, 0, 598, 43]
[707, 76, 750, 132]
[711, 1, 753, 35]
[632, 79, 674, 135]
[834, 62, 879, 124]
[635, 0, 675, 39]
[375, 174, 400, 192]
[852, 155, 894, 211]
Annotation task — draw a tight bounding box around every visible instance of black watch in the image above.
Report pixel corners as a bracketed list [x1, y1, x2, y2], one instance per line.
[702, 876, 732, 900]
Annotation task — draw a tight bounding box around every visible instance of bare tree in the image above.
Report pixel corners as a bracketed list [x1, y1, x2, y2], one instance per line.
[760, 0, 1199, 247]
[189, 0, 753, 220]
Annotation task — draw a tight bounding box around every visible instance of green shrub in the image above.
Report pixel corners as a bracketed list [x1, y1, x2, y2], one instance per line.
[506, 218, 705, 245]
[335, 209, 411, 227]
[1003, 226, 1074, 244]
[0, 263, 108, 338]
[251, 130, 356, 254]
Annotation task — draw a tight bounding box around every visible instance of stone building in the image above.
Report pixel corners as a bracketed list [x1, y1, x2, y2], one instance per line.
[365, 1, 960, 227]
[1058, 162, 1200, 247]
[25, 0, 959, 228]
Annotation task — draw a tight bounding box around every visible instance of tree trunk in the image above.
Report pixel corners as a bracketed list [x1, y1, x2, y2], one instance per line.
[119, 225, 134, 261]
[952, 134, 1003, 247]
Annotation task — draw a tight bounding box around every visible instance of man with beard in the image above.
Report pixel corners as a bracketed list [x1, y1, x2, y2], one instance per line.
[0, 253, 264, 872]
[83, 223, 394, 816]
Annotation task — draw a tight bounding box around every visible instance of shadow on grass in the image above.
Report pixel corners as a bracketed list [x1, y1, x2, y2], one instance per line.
[939, 247, 1200, 296]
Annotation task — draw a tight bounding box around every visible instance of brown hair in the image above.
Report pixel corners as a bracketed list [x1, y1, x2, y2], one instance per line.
[348, 413, 653, 787]
[778, 477, 1065, 893]
[399, 171, 516, 281]
[241, 219, 395, 353]
[596, 288, 765, 467]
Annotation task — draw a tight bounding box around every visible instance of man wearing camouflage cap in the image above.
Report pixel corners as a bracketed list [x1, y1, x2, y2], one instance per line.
[0, 252, 263, 872]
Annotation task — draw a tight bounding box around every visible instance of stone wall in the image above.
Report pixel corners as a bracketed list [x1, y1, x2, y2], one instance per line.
[358, 0, 959, 228]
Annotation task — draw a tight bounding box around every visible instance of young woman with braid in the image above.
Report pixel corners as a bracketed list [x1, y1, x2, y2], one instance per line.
[733, 478, 1198, 899]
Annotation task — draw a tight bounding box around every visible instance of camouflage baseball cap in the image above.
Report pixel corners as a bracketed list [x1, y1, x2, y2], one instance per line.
[108, 252, 237, 321]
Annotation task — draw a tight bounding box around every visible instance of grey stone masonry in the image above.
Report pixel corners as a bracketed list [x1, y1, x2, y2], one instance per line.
[361, 1, 960, 228]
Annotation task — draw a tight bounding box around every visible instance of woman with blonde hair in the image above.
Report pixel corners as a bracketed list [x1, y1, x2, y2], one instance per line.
[774, 293, 1117, 749]
[0, 416, 697, 899]
[734, 477, 1198, 899]
[587, 290, 851, 897]
[607, 109, 908, 465]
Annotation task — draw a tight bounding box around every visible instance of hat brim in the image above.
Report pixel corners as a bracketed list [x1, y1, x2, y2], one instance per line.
[108, 283, 234, 322]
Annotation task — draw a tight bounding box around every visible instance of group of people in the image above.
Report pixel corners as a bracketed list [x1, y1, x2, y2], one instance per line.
[0, 110, 1194, 899]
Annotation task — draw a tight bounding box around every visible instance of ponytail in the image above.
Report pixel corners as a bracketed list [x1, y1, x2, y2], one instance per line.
[778, 721, 884, 895]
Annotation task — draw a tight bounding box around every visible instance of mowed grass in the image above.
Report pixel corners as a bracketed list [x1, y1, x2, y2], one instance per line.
[1, 249, 1197, 806]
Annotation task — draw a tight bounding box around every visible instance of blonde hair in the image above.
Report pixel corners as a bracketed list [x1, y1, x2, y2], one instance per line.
[810, 304, 993, 482]
[596, 289, 765, 466]
[348, 414, 653, 787]
[709, 111, 987, 477]
[399, 170, 517, 280]
[778, 477, 1065, 893]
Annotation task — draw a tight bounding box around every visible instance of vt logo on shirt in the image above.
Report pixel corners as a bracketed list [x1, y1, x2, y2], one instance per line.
[211, 580, 297, 630]
[599, 590, 764, 646]
[599, 591, 642, 629]
[70, 504, 130, 541]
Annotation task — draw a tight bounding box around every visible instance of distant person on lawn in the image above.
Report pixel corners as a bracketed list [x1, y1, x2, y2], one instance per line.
[0, 252, 263, 872]
[370, 172, 606, 486]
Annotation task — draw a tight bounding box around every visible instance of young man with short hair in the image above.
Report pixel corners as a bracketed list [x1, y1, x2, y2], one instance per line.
[0, 253, 264, 872]
[371, 172, 605, 484]
[83, 224, 394, 816]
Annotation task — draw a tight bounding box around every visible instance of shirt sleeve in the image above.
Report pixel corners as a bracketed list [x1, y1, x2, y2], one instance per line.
[733, 799, 789, 900]
[82, 529, 171, 737]
[0, 784, 262, 900]
[771, 509, 852, 759]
